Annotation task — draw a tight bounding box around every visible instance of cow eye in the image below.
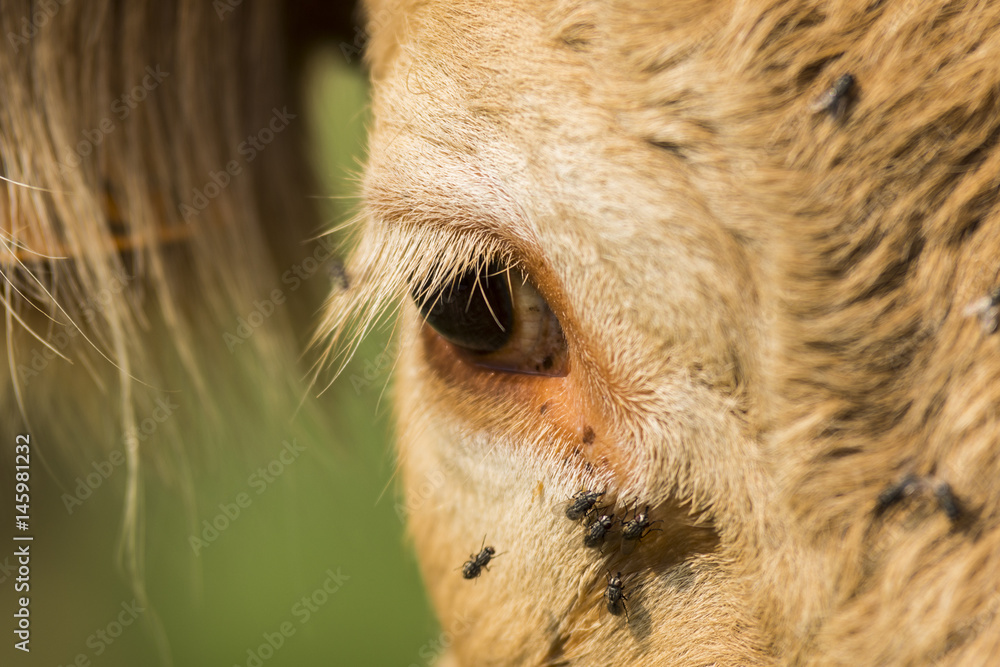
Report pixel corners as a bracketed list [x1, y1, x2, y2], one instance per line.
[412, 262, 568, 376]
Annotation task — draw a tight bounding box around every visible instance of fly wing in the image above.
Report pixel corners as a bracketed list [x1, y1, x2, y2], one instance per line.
[550, 496, 578, 520]
[619, 533, 638, 556]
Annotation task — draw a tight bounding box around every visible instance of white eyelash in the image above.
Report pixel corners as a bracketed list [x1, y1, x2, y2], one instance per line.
[308, 215, 519, 394]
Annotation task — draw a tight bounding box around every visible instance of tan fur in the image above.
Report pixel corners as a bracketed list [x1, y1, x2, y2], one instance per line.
[323, 0, 1000, 663]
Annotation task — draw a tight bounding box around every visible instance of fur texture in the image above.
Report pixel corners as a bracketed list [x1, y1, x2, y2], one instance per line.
[322, 0, 1000, 663]
[0, 0, 330, 618]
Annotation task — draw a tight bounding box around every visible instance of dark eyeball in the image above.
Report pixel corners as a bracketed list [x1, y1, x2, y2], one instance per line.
[412, 261, 568, 376]
[413, 261, 514, 353]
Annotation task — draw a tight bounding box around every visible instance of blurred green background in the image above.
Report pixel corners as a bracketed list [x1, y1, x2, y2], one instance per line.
[7, 48, 438, 667]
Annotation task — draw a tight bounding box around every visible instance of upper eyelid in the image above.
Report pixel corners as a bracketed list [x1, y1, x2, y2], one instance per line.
[363, 149, 538, 256]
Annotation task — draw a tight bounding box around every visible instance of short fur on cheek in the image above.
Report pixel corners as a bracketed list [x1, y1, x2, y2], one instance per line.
[393, 309, 760, 666]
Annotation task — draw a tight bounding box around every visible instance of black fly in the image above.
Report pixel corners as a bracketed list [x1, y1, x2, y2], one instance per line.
[583, 512, 616, 549]
[329, 259, 350, 293]
[934, 482, 962, 522]
[605, 571, 629, 621]
[964, 286, 1000, 334]
[874, 474, 962, 523]
[561, 490, 605, 522]
[810, 73, 855, 119]
[621, 504, 661, 554]
[461, 538, 499, 580]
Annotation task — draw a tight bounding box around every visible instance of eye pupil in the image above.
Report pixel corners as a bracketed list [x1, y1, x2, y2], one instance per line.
[415, 262, 514, 353]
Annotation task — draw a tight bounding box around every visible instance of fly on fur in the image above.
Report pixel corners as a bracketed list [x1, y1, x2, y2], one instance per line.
[810, 73, 855, 118]
[583, 512, 617, 549]
[963, 286, 1000, 334]
[552, 490, 606, 523]
[461, 537, 500, 580]
[604, 571, 630, 622]
[620, 503, 662, 555]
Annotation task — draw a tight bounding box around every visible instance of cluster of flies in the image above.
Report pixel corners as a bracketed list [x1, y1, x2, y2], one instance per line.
[564, 490, 661, 621]
[460, 489, 660, 623]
